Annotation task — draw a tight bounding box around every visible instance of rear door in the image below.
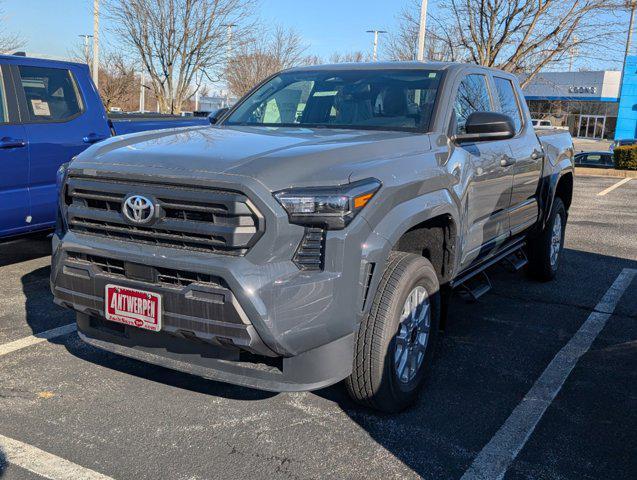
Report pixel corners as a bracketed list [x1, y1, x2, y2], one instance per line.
[493, 75, 543, 236]
[450, 73, 514, 269]
[0, 63, 30, 237]
[13, 62, 110, 230]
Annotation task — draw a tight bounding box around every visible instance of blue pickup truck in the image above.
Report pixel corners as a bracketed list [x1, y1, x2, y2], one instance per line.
[0, 54, 209, 239]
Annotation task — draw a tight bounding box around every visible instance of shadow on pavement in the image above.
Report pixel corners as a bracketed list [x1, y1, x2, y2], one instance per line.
[0, 447, 6, 477]
[0, 236, 52, 268]
[20, 247, 637, 478]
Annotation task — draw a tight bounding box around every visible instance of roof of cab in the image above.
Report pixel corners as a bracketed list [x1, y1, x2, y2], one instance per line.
[0, 53, 86, 69]
[285, 61, 519, 80]
[287, 61, 457, 72]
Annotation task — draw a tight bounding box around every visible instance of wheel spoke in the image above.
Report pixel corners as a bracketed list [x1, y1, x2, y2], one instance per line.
[394, 285, 431, 384]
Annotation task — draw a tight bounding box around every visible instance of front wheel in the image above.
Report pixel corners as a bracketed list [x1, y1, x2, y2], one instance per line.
[527, 197, 567, 281]
[345, 252, 440, 413]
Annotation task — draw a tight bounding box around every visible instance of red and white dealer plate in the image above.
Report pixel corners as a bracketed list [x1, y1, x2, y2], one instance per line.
[104, 284, 162, 332]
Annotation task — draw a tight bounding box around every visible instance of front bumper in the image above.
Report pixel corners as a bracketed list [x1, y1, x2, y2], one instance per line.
[76, 312, 354, 392]
[51, 215, 376, 390]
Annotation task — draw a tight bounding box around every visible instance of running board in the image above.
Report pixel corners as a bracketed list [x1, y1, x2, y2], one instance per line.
[502, 249, 528, 272]
[450, 239, 527, 289]
[457, 271, 492, 302]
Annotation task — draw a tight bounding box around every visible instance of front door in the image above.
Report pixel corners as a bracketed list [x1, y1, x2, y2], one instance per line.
[0, 64, 30, 237]
[450, 73, 514, 269]
[578, 115, 606, 139]
[13, 63, 110, 231]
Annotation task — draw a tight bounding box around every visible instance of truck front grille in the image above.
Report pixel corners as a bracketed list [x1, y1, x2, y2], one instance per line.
[64, 176, 264, 255]
[67, 251, 222, 288]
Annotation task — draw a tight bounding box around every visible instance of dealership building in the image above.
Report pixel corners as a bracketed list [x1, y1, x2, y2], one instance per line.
[521, 70, 622, 140]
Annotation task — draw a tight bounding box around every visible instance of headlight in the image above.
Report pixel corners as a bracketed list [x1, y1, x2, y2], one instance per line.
[274, 178, 381, 230]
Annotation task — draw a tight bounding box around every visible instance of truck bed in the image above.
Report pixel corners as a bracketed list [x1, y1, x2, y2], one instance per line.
[108, 113, 209, 135]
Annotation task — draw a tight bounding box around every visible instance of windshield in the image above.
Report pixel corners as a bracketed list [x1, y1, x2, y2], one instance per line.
[224, 69, 443, 132]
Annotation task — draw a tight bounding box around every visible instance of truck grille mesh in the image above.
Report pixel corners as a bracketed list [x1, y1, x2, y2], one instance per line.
[66, 251, 222, 288]
[64, 176, 263, 255]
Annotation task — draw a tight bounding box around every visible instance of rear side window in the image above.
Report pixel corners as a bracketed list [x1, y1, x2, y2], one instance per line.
[18, 66, 83, 122]
[494, 77, 523, 132]
[453, 74, 492, 134]
[0, 70, 7, 123]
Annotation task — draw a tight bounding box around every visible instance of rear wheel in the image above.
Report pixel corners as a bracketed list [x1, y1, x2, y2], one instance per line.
[527, 197, 566, 281]
[346, 252, 440, 413]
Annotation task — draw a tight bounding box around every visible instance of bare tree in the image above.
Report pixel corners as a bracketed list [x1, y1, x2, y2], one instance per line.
[98, 54, 139, 111]
[385, 0, 457, 62]
[225, 27, 310, 97]
[0, 2, 25, 53]
[329, 51, 370, 63]
[68, 42, 140, 111]
[435, 0, 624, 86]
[387, 0, 628, 85]
[106, 0, 255, 113]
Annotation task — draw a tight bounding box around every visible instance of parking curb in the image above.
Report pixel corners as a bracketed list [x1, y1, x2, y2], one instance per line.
[575, 167, 637, 178]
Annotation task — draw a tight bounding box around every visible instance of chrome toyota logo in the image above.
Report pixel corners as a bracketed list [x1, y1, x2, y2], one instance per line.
[122, 195, 155, 224]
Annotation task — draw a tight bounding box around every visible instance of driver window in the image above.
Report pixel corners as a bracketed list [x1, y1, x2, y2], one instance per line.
[453, 74, 492, 134]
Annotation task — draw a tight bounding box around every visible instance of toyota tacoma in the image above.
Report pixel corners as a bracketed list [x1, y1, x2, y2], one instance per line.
[51, 62, 574, 412]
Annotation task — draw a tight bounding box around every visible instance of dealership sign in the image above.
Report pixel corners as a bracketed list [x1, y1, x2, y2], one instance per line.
[568, 85, 598, 94]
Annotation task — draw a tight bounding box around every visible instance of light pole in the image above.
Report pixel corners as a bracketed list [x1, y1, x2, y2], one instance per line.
[366, 30, 387, 61]
[78, 34, 93, 64]
[416, 0, 429, 61]
[620, 1, 637, 94]
[92, 0, 99, 89]
[139, 68, 145, 113]
[221, 23, 236, 107]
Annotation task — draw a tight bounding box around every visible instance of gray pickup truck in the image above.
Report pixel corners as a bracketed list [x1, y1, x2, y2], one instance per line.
[51, 62, 574, 412]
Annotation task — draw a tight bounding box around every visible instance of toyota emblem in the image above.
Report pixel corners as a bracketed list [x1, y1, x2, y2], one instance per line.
[123, 195, 155, 224]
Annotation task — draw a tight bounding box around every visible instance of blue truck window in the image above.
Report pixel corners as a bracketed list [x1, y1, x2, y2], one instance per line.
[18, 66, 84, 122]
[0, 70, 7, 123]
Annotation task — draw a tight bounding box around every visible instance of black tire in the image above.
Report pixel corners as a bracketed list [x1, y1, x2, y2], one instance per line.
[345, 252, 440, 413]
[527, 197, 566, 282]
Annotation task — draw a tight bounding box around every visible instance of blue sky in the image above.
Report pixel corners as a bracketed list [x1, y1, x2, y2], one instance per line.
[2, 0, 404, 60]
[1, 0, 631, 70]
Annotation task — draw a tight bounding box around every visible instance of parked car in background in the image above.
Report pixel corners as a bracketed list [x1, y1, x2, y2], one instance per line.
[0, 54, 210, 239]
[609, 139, 637, 151]
[52, 62, 574, 412]
[531, 118, 568, 131]
[574, 151, 615, 168]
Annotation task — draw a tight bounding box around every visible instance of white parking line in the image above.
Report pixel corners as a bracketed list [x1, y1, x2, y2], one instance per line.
[597, 177, 631, 196]
[461, 268, 636, 480]
[0, 324, 76, 357]
[0, 433, 113, 480]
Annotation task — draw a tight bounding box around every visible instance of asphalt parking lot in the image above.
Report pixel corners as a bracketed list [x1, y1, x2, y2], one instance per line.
[0, 175, 635, 480]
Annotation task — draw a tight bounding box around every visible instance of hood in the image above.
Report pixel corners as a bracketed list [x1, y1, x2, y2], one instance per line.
[75, 125, 432, 191]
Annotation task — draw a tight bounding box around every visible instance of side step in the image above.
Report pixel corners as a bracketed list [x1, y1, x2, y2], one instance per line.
[457, 271, 492, 302]
[502, 249, 528, 272]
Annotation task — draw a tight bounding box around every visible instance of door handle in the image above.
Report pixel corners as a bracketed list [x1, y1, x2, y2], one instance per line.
[83, 133, 108, 144]
[531, 150, 545, 160]
[500, 156, 515, 167]
[0, 137, 27, 149]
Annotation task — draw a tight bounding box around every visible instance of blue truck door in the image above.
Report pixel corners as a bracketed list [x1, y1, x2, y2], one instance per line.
[0, 63, 30, 237]
[14, 62, 110, 231]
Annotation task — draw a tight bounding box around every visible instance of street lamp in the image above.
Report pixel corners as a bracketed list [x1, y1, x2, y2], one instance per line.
[366, 30, 387, 62]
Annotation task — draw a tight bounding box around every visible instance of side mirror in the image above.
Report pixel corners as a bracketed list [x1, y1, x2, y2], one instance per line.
[208, 107, 229, 125]
[454, 112, 516, 143]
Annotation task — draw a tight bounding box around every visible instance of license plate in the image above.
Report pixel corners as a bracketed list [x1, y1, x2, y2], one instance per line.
[105, 284, 162, 332]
